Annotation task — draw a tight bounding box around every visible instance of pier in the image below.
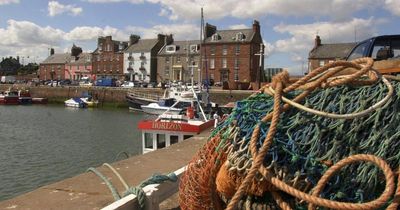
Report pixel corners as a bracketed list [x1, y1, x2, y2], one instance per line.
[0, 131, 210, 210]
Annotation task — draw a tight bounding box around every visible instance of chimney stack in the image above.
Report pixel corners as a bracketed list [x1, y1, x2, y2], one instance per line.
[50, 48, 55, 56]
[204, 23, 217, 39]
[129, 34, 140, 45]
[252, 20, 260, 33]
[315, 35, 321, 48]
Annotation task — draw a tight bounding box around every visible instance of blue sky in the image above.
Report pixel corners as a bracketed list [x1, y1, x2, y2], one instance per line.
[0, 0, 399, 75]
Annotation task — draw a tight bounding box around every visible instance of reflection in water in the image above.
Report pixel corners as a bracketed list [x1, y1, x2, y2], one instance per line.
[0, 105, 145, 201]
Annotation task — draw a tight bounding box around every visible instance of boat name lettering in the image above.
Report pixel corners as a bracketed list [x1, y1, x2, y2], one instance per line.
[152, 122, 182, 130]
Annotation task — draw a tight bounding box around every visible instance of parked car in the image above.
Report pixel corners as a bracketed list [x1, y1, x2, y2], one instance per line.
[60, 79, 72, 86]
[140, 82, 148, 88]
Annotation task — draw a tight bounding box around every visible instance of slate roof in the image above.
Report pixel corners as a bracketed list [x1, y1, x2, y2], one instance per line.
[41, 53, 70, 64]
[159, 40, 201, 55]
[125, 39, 159, 53]
[41, 53, 91, 64]
[204, 29, 255, 43]
[309, 43, 356, 59]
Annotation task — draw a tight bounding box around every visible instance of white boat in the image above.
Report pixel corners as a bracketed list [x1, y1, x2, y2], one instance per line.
[141, 102, 183, 115]
[81, 97, 99, 107]
[65, 97, 87, 108]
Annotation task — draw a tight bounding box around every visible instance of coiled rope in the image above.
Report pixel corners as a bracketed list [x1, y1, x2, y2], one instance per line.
[223, 57, 398, 210]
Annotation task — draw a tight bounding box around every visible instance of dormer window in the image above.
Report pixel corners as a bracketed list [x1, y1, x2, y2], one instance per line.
[166, 45, 176, 53]
[212, 33, 220, 41]
[236, 32, 245, 41]
[190, 44, 199, 53]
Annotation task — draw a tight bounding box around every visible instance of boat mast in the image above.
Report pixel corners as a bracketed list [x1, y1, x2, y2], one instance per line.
[199, 8, 203, 86]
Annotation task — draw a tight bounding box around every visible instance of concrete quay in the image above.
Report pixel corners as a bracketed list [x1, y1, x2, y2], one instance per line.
[0, 132, 210, 210]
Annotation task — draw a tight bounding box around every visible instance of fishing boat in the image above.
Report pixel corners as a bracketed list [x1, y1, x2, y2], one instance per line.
[64, 97, 87, 108]
[0, 90, 19, 105]
[18, 90, 32, 105]
[140, 98, 183, 115]
[138, 112, 215, 154]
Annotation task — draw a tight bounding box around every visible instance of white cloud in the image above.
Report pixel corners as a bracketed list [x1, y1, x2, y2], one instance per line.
[85, 0, 144, 3]
[267, 17, 381, 74]
[48, 1, 83, 17]
[126, 23, 198, 40]
[228, 24, 248, 30]
[139, 0, 382, 21]
[0, 0, 19, 5]
[384, 0, 400, 16]
[0, 19, 200, 61]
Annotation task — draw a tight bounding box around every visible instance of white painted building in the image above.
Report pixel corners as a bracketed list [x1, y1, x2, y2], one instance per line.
[123, 34, 171, 83]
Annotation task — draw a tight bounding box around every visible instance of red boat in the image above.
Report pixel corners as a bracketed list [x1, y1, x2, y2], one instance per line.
[0, 90, 19, 105]
[138, 113, 215, 154]
[18, 90, 32, 104]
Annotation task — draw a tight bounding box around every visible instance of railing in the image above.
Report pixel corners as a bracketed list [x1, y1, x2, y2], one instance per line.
[127, 90, 164, 101]
[101, 166, 185, 210]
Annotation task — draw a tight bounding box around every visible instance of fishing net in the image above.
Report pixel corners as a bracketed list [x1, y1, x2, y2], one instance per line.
[179, 58, 400, 210]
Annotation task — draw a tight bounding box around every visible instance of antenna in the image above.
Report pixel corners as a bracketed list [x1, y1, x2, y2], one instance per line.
[354, 26, 357, 42]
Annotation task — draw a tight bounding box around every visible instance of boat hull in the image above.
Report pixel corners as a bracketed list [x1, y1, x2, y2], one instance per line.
[126, 95, 156, 110]
[32, 98, 48, 104]
[0, 97, 19, 105]
[141, 106, 182, 115]
[19, 97, 32, 105]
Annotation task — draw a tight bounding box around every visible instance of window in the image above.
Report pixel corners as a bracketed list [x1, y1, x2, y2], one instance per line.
[235, 44, 240, 54]
[166, 56, 170, 62]
[77, 65, 80, 70]
[222, 58, 227, 68]
[170, 135, 179, 144]
[177, 57, 181, 62]
[166, 45, 176, 53]
[190, 44, 199, 53]
[212, 33, 220, 41]
[392, 39, 400, 58]
[319, 60, 325, 67]
[210, 58, 215, 69]
[234, 58, 239, 69]
[222, 45, 227, 55]
[371, 39, 391, 60]
[97, 55, 100, 61]
[183, 135, 192, 140]
[144, 133, 153, 149]
[347, 41, 370, 60]
[234, 69, 239, 81]
[210, 46, 216, 55]
[165, 66, 169, 76]
[107, 44, 111, 52]
[236, 32, 245, 41]
[210, 73, 214, 80]
[116, 54, 119, 61]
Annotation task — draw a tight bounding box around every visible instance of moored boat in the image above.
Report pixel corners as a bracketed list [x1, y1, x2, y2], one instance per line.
[138, 113, 215, 154]
[140, 98, 183, 115]
[0, 90, 19, 105]
[65, 97, 87, 108]
[81, 97, 99, 107]
[18, 90, 32, 105]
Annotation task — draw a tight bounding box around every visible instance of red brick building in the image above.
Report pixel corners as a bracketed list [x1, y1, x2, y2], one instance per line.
[201, 20, 263, 87]
[92, 36, 128, 80]
[39, 49, 69, 81]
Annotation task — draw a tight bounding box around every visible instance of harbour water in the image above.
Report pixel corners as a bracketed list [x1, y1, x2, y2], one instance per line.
[0, 105, 147, 201]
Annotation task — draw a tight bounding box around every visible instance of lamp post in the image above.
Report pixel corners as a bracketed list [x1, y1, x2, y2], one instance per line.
[255, 43, 265, 89]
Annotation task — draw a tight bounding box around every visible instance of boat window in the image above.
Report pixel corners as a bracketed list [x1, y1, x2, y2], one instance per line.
[184, 135, 193, 140]
[157, 134, 166, 148]
[170, 135, 179, 145]
[144, 133, 153, 149]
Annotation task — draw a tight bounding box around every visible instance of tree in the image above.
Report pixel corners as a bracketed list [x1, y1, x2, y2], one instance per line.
[0, 57, 21, 75]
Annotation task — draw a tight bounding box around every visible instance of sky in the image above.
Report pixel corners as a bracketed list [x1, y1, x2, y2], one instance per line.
[0, 0, 399, 75]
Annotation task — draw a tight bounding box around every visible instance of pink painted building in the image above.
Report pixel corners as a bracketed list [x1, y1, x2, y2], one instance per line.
[65, 53, 92, 81]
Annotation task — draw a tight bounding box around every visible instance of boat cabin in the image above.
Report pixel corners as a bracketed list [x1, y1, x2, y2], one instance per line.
[138, 114, 215, 154]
